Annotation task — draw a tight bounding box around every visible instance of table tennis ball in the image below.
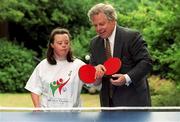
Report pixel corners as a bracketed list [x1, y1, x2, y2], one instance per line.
[88, 86, 96, 94]
[85, 55, 90, 61]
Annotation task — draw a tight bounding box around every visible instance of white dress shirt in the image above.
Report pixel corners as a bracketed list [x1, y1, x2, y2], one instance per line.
[104, 25, 132, 86]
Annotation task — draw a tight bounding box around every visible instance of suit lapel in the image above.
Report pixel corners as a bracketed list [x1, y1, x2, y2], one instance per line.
[113, 26, 124, 59]
[96, 38, 107, 64]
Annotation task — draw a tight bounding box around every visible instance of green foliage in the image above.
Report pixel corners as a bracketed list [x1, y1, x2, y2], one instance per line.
[0, 38, 37, 92]
[158, 45, 180, 80]
[117, 0, 180, 81]
[152, 90, 180, 106]
[0, 0, 92, 41]
[149, 76, 174, 95]
[0, 0, 179, 82]
[72, 27, 96, 62]
[149, 76, 180, 106]
[0, 0, 35, 22]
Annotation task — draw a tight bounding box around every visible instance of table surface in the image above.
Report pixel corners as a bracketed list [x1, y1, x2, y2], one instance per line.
[1, 111, 180, 122]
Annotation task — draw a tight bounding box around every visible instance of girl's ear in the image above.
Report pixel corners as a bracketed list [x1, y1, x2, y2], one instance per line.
[50, 43, 54, 48]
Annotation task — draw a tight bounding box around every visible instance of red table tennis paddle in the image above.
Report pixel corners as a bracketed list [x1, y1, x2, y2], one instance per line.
[103, 57, 122, 75]
[78, 64, 96, 84]
[79, 57, 122, 84]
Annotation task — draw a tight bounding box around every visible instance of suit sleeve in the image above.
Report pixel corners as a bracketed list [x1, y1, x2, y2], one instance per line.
[89, 39, 97, 66]
[127, 32, 152, 84]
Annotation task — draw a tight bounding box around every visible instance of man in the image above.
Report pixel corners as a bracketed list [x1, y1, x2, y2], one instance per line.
[88, 3, 152, 107]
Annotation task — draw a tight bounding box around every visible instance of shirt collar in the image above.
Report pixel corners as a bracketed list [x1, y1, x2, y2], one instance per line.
[107, 25, 116, 43]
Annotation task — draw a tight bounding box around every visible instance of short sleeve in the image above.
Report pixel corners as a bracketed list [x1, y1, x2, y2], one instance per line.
[25, 64, 42, 95]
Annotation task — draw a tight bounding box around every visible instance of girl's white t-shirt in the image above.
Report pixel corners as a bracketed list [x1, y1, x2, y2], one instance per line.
[25, 58, 85, 109]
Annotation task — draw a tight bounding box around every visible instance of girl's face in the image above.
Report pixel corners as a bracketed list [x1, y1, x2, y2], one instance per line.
[51, 33, 70, 59]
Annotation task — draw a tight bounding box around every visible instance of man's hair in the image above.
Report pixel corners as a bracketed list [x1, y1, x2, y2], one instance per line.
[87, 3, 117, 22]
[47, 28, 74, 65]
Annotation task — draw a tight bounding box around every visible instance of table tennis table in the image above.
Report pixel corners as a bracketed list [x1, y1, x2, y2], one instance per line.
[1, 111, 180, 122]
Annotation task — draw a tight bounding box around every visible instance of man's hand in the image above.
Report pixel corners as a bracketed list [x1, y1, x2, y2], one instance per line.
[95, 64, 106, 79]
[110, 74, 126, 86]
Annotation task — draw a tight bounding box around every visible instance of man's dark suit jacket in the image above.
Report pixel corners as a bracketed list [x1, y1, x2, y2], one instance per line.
[90, 26, 152, 106]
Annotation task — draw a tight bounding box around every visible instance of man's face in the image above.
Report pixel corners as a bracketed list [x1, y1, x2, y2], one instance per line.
[91, 12, 115, 39]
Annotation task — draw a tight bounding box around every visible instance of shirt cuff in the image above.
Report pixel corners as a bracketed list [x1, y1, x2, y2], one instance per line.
[124, 74, 132, 86]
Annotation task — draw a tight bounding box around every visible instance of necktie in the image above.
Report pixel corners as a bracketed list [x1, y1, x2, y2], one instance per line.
[105, 38, 113, 98]
[105, 38, 112, 59]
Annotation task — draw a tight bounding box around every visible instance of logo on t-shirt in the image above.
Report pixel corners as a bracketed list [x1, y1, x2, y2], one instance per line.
[50, 71, 72, 96]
